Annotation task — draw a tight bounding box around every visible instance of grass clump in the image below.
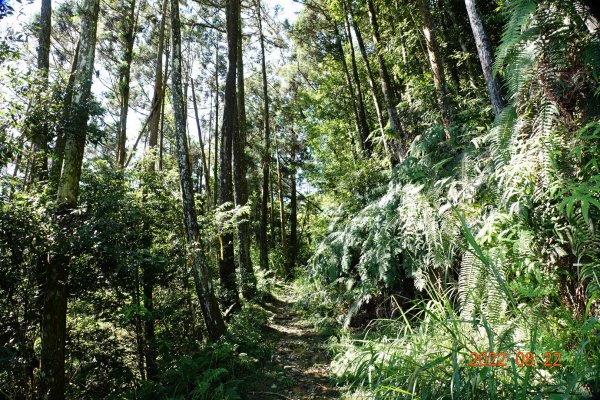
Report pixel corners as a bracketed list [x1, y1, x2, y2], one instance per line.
[329, 285, 599, 399]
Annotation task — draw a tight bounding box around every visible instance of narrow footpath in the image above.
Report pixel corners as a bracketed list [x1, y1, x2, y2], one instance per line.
[245, 287, 340, 399]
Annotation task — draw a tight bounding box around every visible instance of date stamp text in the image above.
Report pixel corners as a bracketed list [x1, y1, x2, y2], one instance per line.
[468, 351, 562, 367]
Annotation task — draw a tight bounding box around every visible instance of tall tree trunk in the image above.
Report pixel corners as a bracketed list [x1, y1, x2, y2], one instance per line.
[343, 11, 372, 155]
[30, 0, 52, 183]
[192, 79, 211, 198]
[234, 12, 256, 298]
[148, 0, 168, 152]
[287, 128, 298, 275]
[116, 0, 137, 167]
[275, 133, 286, 249]
[37, 0, 51, 100]
[40, 0, 100, 397]
[213, 44, 219, 207]
[141, 2, 167, 378]
[159, 83, 166, 170]
[170, 0, 226, 341]
[350, 14, 390, 158]
[366, 0, 404, 154]
[31, 5, 53, 385]
[133, 266, 146, 381]
[207, 91, 213, 179]
[333, 26, 360, 159]
[218, 0, 240, 311]
[269, 163, 275, 241]
[464, 0, 505, 116]
[418, 0, 452, 140]
[257, 0, 270, 271]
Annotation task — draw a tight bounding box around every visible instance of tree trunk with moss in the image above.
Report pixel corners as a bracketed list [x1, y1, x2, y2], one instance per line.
[170, 0, 226, 341]
[30, 0, 52, 183]
[40, 0, 100, 397]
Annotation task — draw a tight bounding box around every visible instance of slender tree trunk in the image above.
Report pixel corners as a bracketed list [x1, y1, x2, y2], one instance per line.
[367, 0, 404, 154]
[116, 0, 137, 167]
[269, 164, 275, 241]
[217, 0, 240, 311]
[343, 12, 372, 155]
[31, 5, 53, 383]
[234, 13, 257, 297]
[257, 0, 270, 271]
[159, 84, 166, 170]
[30, 0, 52, 183]
[275, 133, 286, 249]
[298, 200, 309, 247]
[133, 266, 146, 381]
[170, 0, 226, 341]
[350, 14, 389, 157]
[464, 0, 505, 116]
[287, 128, 298, 275]
[207, 92, 213, 179]
[37, 0, 51, 99]
[334, 26, 360, 159]
[148, 0, 168, 152]
[40, 0, 99, 397]
[158, 41, 170, 171]
[418, 0, 452, 140]
[192, 80, 211, 198]
[140, 2, 167, 378]
[213, 44, 220, 207]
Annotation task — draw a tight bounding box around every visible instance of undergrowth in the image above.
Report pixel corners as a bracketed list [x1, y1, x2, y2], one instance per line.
[297, 1, 600, 398]
[132, 302, 272, 400]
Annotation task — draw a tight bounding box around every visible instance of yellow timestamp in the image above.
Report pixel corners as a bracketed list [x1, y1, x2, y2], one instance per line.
[468, 351, 562, 367]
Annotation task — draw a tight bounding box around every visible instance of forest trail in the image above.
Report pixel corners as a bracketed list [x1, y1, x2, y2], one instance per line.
[248, 287, 340, 399]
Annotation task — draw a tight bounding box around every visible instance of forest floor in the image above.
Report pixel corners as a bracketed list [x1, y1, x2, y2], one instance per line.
[243, 285, 341, 399]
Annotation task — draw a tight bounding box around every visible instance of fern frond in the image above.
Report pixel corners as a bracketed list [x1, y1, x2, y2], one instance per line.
[495, 0, 537, 75]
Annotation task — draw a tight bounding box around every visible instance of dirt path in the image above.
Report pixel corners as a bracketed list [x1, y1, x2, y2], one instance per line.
[246, 288, 340, 399]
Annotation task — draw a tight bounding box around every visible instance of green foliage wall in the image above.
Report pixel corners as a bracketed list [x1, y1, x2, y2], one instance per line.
[303, 0, 600, 397]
